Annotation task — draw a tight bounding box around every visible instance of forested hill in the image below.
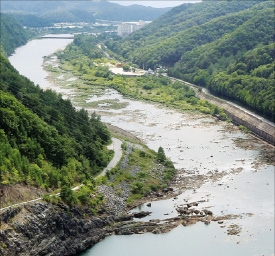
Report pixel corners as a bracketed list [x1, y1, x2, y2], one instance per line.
[1, 1, 171, 23]
[0, 13, 29, 56]
[0, 53, 111, 188]
[107, 1, 274, 121]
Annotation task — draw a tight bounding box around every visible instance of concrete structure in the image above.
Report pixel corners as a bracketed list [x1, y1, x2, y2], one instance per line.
[171, 78, 275, 146]
[117, 20, 150, 37]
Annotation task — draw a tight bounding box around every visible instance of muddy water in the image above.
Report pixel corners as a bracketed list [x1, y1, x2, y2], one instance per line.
[9, 37, 274, 256]
[9, 35, 73, 89]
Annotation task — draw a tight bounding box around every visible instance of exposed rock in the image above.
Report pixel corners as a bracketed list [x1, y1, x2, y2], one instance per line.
[227, 224, 242, 235]
[193, 210, 200, 215]
[162, 187, 173, 193]
[204, 220, 211, 225]
[114, 221, 158, 235]
[115, 215, 132, 222]
[177, 207, 189, 215]
[203, 209, 213, 216]
[132, 211, 151, 218]
[97, 185, 126, 216]
[0, 202, 111, 256]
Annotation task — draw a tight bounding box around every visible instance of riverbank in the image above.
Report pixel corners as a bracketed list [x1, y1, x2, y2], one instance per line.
[171, 78, 275, 146]
[0, 129, 178, 256]
[44, 44, 274, 235]
[44, 44, 275, 148]
[7, 37, 274, 255]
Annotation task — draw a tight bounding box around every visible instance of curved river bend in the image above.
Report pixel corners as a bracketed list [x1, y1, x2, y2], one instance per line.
[9, 37, 274, 256]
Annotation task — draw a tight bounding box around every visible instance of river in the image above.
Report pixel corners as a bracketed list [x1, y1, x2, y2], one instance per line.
[9, 37, 274, 256]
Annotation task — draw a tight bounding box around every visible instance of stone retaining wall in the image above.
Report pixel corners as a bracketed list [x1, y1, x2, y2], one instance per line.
[198, 92, 275, 145]
[171, 77, 275, 145]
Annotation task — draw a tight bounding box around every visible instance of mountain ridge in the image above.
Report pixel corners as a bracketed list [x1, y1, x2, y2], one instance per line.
[1, 1, 171, 22]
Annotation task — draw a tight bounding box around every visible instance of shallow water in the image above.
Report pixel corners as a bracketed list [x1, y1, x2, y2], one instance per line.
[83, 84, 274, 256]
[87, 89, 259, 172]
[9, 37, 274, 256]
[9, 35, 73, 89]
[79, 221, 274, 256]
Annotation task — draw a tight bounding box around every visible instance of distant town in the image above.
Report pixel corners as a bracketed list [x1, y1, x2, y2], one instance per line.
[28, 20, 151, 37]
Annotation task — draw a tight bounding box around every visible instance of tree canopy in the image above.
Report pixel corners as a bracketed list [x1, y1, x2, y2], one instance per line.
[0, 13, 29, 56]
[106, 1, 275, 120]
[0, 54, 111, 187]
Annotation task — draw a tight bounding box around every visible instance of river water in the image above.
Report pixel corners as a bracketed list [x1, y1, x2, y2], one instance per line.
[9, 37, 274, 256]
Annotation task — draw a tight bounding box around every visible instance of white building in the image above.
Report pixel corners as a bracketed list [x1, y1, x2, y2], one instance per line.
[117, 20, 150, 37]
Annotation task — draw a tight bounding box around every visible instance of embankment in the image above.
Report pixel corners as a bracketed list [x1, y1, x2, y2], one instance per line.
[171, 78, 275, 146]
[198, 91, 275, 145]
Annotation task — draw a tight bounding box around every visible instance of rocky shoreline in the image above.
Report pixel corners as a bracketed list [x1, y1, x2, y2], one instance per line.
[0, 202, 113, 256]
[0, 182, 244, 256]
[0, 136, 172, 256]
[1, 125, 273, 255]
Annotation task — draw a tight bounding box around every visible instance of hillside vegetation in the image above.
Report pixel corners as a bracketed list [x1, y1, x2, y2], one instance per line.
[0, 13, 29, 56]
[7, 13, 53, 27]
[0, 18, 176, 210]
[107, 1, 275, 120]
[1, 1, 170, 23]
[0, 54, 111, 188]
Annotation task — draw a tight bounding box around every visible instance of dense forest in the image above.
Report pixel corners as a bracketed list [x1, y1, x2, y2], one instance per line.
[1, 1, 170, 23]
[0, 51, 111, 187]
[0, 13, 29, 56]
[0, 14, 109, 188]
[0, 11, 176, 209]
[7, 13, 53, 28]
[107, 1, 274, 120]
[0, 13, 113, 197]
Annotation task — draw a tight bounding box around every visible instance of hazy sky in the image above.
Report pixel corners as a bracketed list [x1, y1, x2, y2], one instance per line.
[110, 1, 201, 8]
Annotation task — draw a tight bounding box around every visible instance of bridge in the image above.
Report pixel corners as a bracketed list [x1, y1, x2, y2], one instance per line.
[40, 36, 74, 39]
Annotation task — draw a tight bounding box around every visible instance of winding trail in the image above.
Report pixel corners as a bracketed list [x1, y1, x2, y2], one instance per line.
[98, 138, 123, 177]
[0, 138, 123, 212]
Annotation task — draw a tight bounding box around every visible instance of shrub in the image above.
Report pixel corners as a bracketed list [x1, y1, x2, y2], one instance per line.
[131, 181, 144, 194]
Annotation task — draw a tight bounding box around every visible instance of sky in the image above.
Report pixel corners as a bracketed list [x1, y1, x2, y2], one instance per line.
[109, 1, 201, 8]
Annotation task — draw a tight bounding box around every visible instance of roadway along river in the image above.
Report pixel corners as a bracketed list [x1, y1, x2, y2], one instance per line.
[9, 36, 274, 256]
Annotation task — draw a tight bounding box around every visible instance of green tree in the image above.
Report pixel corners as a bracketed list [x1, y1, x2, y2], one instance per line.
[157, 147, 166, 162]
[60, 185, 77, 207]
[122, 64, 130, 72]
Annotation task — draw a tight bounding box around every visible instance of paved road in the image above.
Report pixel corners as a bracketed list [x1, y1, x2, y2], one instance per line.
[0, 138, 123, 212]
[97, 138, 123, 177]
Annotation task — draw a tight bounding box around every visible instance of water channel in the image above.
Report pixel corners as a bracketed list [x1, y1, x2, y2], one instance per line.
[9, 36, 274, 256]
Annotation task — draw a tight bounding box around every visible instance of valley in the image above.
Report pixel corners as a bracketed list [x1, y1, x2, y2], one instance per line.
[5, 35, 274, 256]
[0, 1, 274, 255]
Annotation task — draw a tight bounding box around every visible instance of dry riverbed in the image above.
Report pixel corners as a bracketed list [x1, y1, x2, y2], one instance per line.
[43, 50, 274, 245]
